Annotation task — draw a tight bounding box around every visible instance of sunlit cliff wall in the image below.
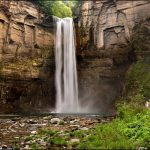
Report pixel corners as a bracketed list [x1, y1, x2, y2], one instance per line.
[0, 0, 54, 114]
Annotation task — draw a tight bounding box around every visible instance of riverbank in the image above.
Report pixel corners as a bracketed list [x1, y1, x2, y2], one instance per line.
[0, 115, 114, 149]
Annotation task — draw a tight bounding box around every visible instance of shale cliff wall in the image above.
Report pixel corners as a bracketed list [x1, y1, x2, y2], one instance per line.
[0, 0, 54, 114]
[77, 0, 150, 114]
[0, 0, 53, 57]
[79, 0, 150, 50]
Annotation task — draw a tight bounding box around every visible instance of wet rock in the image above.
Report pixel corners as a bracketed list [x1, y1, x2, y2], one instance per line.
[29, 119, 37, 124]
[50, 118, 61, 124]
[2, 145, 7, 149]
[43, 116, 52, 120]
[38, 140, 47, 146]
[70, 125, 80, 128]
[19, 123, 25, 127]
[70, 125, 80, 131]
[31, 131, 37, 134]
[24, 145, 29, 149]
[28, 125, 37, 131]
[11, 117, 21, 121]
[70, 119, 80, 125]
[80, 127, 89, 131]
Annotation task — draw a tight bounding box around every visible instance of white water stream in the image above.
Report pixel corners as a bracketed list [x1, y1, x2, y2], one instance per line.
[54, 17, 79, 113]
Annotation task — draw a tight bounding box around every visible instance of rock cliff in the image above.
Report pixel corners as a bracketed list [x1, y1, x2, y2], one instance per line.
[0, 0, 53, 56]
[79, 0, 150, 50]
[77, 0, 150, 114]
[0, 0, 54, 114]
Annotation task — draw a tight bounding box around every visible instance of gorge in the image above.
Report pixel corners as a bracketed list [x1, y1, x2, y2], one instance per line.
[0, 0, 150, 149]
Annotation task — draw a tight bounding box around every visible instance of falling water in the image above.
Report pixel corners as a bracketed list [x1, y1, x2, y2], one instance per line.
[54, 17, 79, 113]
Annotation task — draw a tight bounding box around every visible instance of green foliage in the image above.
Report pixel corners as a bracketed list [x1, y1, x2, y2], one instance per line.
[118, 103, 150, 148]
[126, 61, 150, 100]
[24, 136, 33, 142]
[77, 103, 150, 149]
[69, 130, 86, 138]
[59, 120, 65, 125]
[77, 61, 150, 149]
[38, 129, 58, 136]
[51, 1, 72, 18]
[48, 137, 67, 146]
[78, 121, 134, 149]
[30, 142, 39, 149]
[38, 0, 81, 18]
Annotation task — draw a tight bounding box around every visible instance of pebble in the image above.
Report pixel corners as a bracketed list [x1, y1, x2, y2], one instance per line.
[31, 131, 37, 134]
[50, 118, 61, 124]
[80, 127, 89, 131]
[70, 125, 80, 128]
[70, 139, 80, 143]
[70, 119, 80, 125]
[29, 119, 37, 124]
[39, 141, 46, 146]
[33, 62, 37, 66]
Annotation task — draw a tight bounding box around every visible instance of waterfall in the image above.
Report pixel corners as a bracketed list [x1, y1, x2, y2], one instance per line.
[54, 17, 79, 113]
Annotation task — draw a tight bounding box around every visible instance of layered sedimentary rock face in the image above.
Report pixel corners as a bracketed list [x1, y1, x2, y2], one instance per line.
[77, 0, 150, 114]
[0, 0, 55, 114]
[79, 0, 150, 50]
[0, 0, 53, 56]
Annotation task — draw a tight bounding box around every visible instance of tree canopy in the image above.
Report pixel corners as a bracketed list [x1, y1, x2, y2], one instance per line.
[37, 0, 81, 18]
[51, 1, 72, 18]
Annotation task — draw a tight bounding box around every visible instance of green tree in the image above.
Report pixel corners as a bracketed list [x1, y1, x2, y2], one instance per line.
[40, 0, 54, 15]
[37, 0, 81, 18]
[51, 1, 72, 18]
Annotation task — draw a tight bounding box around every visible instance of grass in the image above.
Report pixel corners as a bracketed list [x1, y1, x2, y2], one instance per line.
[77, 103, 150, 149]
[59, 120, 65, 125]
[69, 130, 87, 138]
[47, 137, 67, 146]
[77, 60, 150, 149]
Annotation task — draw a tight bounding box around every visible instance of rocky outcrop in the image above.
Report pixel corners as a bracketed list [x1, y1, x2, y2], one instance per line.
[77, 0, 150, 114]
[0, 0, 53, 57]
[79, 0, 150, 50]
[0, 0, 54, 114]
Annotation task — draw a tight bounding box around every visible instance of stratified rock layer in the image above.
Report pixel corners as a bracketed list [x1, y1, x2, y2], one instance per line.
[0, 0, 54, 114]
[77, 0, 150, 114]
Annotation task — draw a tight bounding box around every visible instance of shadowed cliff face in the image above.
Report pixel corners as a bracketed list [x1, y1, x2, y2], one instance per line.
[76, 0, 150, 115]
[0, 0, 55, 114]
